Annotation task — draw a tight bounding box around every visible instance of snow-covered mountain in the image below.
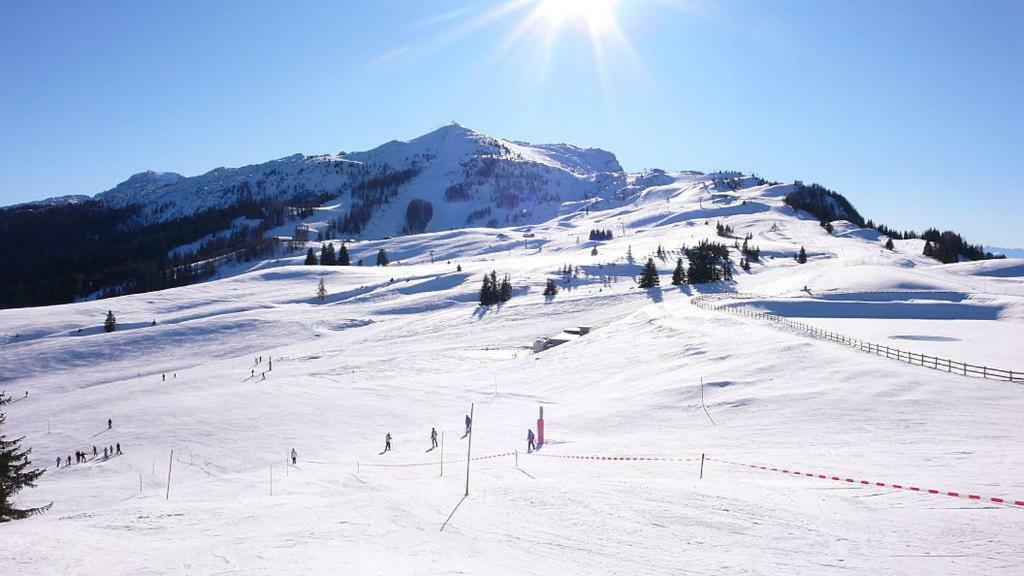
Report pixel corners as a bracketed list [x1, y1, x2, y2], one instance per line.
[85, 123, 627, 236]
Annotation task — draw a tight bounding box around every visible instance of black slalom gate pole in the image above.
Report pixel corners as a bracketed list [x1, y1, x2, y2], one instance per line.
[465, 403, 474, 496]
[700, 453, 705, 480]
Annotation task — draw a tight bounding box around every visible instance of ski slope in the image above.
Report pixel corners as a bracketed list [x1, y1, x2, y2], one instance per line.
[2, 176, 1023, 575]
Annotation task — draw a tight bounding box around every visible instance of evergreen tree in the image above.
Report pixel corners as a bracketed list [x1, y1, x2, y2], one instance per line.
[337, 244, 350, 266]
[884, 237, 895, 251]
[304, 248, 317, 265]
[479, 274, 493, 306]
[638, 258, 660, 288]
[456, 264, 462, 272]
[0, 391, 49, 522]
[499, 274, 512, 302]
[671, 258, 686, 286]
[317, 278, 327, 302]
[103, 310, 116, 333]
[543, 279, 558, 296]
[797, 246, 807, 264]
[320, 243, 336, 266]
[376, 248, 389, 267]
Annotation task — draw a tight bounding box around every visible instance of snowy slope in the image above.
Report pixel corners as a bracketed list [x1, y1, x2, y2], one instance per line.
[1, 173, 1023, 575]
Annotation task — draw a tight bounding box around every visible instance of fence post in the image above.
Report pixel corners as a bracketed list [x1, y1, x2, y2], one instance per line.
[165, 449, 173, 501]
[465, 403, 474, 497]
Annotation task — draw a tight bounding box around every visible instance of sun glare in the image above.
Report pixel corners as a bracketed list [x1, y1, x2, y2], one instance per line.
[538, 0, 618, 34]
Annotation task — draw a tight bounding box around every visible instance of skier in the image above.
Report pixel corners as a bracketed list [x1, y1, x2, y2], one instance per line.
[431, 427, 438, 449]
[269, 358, 272, 371]
[66, 455, 71, 466]
[116, 443, 122, 455]
[162, 373, 165, 382]
[103, 447, 108, 459]
[251, 369, 254, 377]
[384, 433, 392, 453]
[527, 429, 535, 452]
[291, 448, 297, 465]
[108, 418, 112, 430]
[464, 414, 472, 435]
[56, 457, 60, 468]
[262, 373, 266, 381]
[93, 445, 97, 457]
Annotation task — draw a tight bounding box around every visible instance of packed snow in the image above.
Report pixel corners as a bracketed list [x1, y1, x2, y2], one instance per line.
[2, 174, 1023, 575]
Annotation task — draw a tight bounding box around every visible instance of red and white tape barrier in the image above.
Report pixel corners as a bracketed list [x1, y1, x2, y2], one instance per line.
[709, 457, 1024, 507]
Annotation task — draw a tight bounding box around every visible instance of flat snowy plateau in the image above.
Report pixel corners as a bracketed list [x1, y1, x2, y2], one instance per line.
[1, 177, 1022, 575]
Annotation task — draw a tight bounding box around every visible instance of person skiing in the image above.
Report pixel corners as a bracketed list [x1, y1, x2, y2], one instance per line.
[108, 418, 112, 429]
[56, 457, 61, 468]
[162, 373, 165, 382]
[93, 445, 97, 457]
[527, 429, 536, 452]
[66, 455, 71, 466]
[431, 427, 438, 449]
[464, 414, 472, 435]
[290, 448, 297, 465]
[116, 443, 122, 455]
[384, 433, 392, 453]
[103, 447, 108, 459]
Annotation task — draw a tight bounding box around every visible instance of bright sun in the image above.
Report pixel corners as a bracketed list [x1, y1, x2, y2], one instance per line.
[538, 0, 618, 34]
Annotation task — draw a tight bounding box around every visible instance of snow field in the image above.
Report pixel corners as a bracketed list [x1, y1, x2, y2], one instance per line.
[2, 175, 1023, 574]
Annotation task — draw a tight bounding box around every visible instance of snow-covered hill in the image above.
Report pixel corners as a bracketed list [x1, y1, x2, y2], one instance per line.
[2, 172, 1023, 574]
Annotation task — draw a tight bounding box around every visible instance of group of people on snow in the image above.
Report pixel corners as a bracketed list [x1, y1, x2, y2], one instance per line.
[376, 414, 540, 454]
[58, 439, 122, 468]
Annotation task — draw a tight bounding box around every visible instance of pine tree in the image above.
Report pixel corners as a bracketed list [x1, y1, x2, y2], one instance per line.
[304, 248, 317, 265]
[797, 246, 807, 264]
[376, 248, 389, 267]
[320, 243, 336, 266]
[499, 274, 512, 302]
[479, 273, 500, 306]
[671, 258, 686, 285]
[338, 244, 350, 266]
[456, 264, 462, 272]
[103, 310, 116, 333]
[0, 392, 49, 522]
[885, 237, 895, 250]
[317, 278, 327, 302]
[638, 258, 660, 288]
[543, 279, 558, 296]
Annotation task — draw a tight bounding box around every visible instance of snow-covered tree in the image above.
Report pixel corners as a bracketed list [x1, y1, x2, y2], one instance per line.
[376, 248, 389, 267]
[317, 278, 327, 302]
[884, 238, 895, 251]
[338, 244, 351, 266]
[543, 279, 558, 297]
[797, 246, 807, 264]
[304, 248, 317, 265]
[0, 392, 49, 522]
[103, 310, 116, 333]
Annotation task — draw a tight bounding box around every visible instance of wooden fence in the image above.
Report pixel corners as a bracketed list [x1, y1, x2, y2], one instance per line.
[692, 293, 1020, 383]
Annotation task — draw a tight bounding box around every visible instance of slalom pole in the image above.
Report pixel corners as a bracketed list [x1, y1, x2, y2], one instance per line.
[465, 403, 474, 496]
[700, 453, 705, 480]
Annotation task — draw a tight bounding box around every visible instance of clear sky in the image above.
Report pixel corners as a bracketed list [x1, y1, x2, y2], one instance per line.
[1, 0, 1021, 246]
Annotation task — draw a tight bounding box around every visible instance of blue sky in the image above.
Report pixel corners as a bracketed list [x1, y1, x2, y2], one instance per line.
[1, 0, 1021, 246]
